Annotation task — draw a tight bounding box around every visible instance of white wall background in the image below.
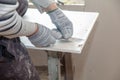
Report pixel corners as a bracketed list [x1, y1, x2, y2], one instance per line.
[79, 0, 120, 80]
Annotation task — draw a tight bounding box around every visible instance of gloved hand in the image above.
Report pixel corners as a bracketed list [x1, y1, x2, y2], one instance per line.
[51, 28, 62, 39]
[48, 8, 73, 39]
[31, 0, 73, 39]
[28, 23, 57, 47]
[31, 0, 55, 13]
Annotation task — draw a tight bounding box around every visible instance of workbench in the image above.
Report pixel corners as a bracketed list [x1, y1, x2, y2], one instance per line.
[20, 8, 99, 80]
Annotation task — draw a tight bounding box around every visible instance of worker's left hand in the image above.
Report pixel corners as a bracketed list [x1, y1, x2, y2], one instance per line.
[28, 23, 56, 47]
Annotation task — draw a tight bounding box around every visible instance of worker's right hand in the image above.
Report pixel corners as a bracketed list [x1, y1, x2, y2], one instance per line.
[28, 23, 57, 47]
[48, 9, 73, 39]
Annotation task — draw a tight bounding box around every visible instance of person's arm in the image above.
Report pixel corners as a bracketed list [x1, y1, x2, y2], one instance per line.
[0, 1, 56, 47]
[31, 0, 73, 39]
[30, 0, 56, 13]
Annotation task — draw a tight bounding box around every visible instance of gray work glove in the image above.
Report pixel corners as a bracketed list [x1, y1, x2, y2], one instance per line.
[31, 0, 73, 39]
[48, 9, 73, 39]
[51, 28, 62, 39]
[28, 23, 56, 47]
[31, 0, 55, 13]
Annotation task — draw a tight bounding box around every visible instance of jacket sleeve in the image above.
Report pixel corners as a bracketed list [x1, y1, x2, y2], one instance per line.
[0, 1, 37, 38]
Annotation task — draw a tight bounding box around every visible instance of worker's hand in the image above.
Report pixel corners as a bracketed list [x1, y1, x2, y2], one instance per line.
[31, 0, 55, 13]
[52, 28, 62, 39]
[48, 9, 73, 39]
[28, 23, 56, 47]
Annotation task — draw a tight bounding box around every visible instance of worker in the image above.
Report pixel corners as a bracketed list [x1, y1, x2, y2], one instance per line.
[0, 0, 73, 80]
